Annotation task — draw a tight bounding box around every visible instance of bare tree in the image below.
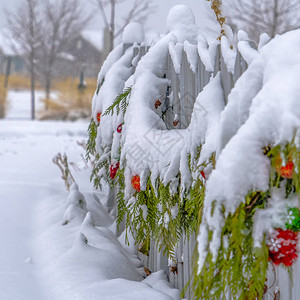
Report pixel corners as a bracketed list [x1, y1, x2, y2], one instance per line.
[8, 0, 90, 112]
[37, 0, 90, 108]
[8, 0, 42, 120]
[92, 0, 155, 52]
[223, 0, 300, 44]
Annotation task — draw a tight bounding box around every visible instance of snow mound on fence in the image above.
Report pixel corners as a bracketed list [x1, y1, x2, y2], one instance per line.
[92, 5, 230, 201]
[119, 5, 224, 198]
[122, 22, 145, 44]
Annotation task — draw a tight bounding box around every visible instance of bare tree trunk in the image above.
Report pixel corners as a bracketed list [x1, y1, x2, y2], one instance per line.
[28, 0, 36, 120]
[270, 0, 279, 38]
[37, 0, 89, 103]
[45, 75, 51, 110]
[109, 0, 115, 51]
[30, 69, 35, 120]
[4, 57, 11, 89]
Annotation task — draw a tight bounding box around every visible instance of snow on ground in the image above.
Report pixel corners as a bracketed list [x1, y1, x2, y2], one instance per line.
[6, 90, 44, 120]
[5, 90, 58, 120]
[0, 90, 179, 299]
[0, 118, 89, 299]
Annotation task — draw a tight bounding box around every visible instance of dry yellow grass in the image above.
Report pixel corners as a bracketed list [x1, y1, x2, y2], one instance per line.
[39, 77, 96, 120]
[2, 75, 96, 107]
[0, 76, 7, 118]
[4, 74, 43, 90]
[1, 74, 96, 119]
[53, 77, 96, 111]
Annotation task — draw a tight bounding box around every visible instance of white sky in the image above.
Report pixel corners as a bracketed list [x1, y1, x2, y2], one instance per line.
[0, 0, 217, 35]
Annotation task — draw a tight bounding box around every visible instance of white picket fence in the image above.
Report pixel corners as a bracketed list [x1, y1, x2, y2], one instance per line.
[121, 41, 298, 299]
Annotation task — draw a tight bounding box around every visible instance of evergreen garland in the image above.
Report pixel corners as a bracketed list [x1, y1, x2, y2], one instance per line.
[89, 87, 207, 262]
[86, 119, 98, 161]
[192, 140, 300, 299]
[87, 87, 132, 190]
[193, 195, 269, 299]
[89, 73, 300, 299]
[102, 87, 132, 117]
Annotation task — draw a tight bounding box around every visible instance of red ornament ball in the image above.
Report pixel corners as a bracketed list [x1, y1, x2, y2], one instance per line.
[268, 228, 298, 267]
[110, 162, 120, 180]
[131, 175, 141, 192]
[117, 123, 123, 133]
[96, 112, 101, 123]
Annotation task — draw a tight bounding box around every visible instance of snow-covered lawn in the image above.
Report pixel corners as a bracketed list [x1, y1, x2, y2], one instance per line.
[5, 90, 54, 120]
[0, 119, 89, 299]
[0, 92, 178, 299]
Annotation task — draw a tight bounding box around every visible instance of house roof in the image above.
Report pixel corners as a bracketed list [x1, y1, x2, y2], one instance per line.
[80, 30, 103, 51]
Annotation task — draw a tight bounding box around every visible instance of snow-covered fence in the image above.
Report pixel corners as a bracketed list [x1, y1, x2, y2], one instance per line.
[91, 17, 300, 299]
[123, 42, 250, 298]
[121, 39, 300, 300]
[126, 43, 249, 130]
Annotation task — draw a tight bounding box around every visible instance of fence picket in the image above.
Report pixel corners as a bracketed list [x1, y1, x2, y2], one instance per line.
[179, 51, 189, 129]
[220, 51, 234, 104]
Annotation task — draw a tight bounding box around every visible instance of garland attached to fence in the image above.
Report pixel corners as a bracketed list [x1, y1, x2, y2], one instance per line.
[87, 86, 209, 259]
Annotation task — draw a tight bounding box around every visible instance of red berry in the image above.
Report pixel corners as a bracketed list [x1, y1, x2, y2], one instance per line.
[131, 175, 141, 192]
[117, 123, 123, 133]
[200, 171, 206, 180]
[110, 162, 120, 180]
[275, 156, 294, 179]
[96, 112, 101, 123]
[155, 99, 162, 109]
[280, 161, 294, 179]
[173, 120, 179, 127]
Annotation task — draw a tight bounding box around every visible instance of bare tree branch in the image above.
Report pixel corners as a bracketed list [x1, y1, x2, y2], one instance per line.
[224, 0, 300, 44]
[93, 0, 110, 29]
[114, 0, 155, 38]
[36, 0, 90, 106]
[92, 0, 155, 52]
[8, 0, 90, 110]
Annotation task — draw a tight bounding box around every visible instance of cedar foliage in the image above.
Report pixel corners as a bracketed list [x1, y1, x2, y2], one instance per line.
[88, 82, 300, 299]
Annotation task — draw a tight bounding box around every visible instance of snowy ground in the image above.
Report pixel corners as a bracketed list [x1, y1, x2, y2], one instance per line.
[5, 90, 53, 120]
[0, 119, 90, 299]
[0, 91, 178, 299]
